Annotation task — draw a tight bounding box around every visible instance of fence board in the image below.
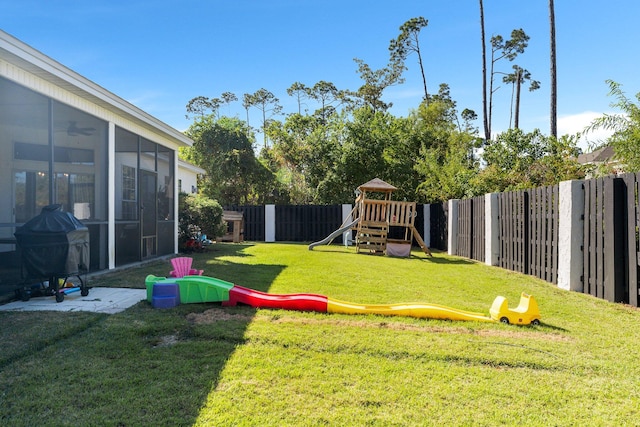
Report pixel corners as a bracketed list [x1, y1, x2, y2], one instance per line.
[457, 199, 472, 258]
[603, 177, 627, 303]
[597, 178, 605, 299]
[583, 178, 606, 298]
[471, 195, 485, 262]
[499, 190, 529, 274]
[527, 185, 558, 284]
[622, 172, 640, 307]
[583, 181, 591, 294]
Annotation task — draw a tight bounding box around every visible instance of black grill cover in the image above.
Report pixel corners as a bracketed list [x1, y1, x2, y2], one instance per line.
[14, 204, 90, 278]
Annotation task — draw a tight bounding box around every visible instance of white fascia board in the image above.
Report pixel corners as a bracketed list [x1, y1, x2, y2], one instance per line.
[178, 159, 206, 175]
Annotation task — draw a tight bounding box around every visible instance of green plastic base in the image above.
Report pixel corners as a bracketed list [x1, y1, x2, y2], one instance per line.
[145, 275, 234, 304]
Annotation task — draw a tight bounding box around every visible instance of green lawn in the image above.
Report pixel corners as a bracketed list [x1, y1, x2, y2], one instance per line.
[1, 243, 639, 426]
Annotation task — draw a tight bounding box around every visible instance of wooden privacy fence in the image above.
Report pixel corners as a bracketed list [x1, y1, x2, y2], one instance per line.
[275, 205, 343, 242]
[224, 204, 429, 245]
[621, 173, 640, 307]
[429, 203, 448, 251]
[496, 186, 559, 284]
[498, 191, 529, 275]
[453, 189, 557, 274]
[225, 205, 345, 243]
[224, 205, 264, 241]
[443, 175, 640, 307]
[456, 196, 485, 262]
[582, 175, 634, 305]
[529, 186, 559, 284]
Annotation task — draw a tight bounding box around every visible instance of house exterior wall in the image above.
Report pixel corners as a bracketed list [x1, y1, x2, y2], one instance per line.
[0, 31, 193, 278]
[178, 163, 202, 195]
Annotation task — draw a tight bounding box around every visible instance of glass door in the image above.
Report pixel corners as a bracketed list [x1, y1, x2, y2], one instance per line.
[140, 170, 157, 259]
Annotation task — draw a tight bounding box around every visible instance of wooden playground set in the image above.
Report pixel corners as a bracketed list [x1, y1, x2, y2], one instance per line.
[310, 178, 431, 257]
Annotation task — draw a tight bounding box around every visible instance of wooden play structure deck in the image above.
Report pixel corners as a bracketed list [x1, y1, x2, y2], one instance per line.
[309, 178, 431, 256]
[353, 179, 431, 256]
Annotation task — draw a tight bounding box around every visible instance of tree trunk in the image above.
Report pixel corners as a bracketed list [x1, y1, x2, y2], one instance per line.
[416, 40, 429, 104]
[549, 0, 557, 138]
[479, 0, 490, 142]
[262, 108, 268, 149]
[514, 68, 522, 129]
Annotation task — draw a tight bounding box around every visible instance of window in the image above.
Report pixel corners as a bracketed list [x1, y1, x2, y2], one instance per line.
[55, 173, 95, 220]
[14, 171, 49, 223]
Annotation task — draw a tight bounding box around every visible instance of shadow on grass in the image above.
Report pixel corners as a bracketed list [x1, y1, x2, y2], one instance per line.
[126, 249, 286, 424]
[0, 244, 286, 426]
[309, 245, 473, 264]
[188, 243, 283, 291]
[421, 255, 475, 265]
[538, 322, 570, 332]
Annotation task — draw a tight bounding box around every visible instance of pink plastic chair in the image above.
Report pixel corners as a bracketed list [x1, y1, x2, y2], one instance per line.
[168, 257, 203, 278]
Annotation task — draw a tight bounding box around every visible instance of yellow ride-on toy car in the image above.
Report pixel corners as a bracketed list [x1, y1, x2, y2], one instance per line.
[490, 292, 541, 326]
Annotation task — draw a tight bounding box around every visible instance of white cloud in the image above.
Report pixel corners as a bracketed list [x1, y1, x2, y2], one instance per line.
[557, 111, 615, 152]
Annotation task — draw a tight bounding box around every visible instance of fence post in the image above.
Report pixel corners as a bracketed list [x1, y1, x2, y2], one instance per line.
[342, 203, 353, 246]
[485, 193, 499, 266]
[557, 180, 584, 292]
[265, 204, 276, 242]
[423, 204, 431, 248]
[448, 199, 459, 256]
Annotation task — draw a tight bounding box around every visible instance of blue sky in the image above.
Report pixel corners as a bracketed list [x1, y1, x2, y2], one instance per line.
[3, 1, 639, 150]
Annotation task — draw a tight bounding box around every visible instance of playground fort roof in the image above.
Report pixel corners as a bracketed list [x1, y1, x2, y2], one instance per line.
[357, 178, 397, 193]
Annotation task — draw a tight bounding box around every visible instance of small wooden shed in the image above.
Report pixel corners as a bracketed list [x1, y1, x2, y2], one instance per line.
[221, 210, 244, 243]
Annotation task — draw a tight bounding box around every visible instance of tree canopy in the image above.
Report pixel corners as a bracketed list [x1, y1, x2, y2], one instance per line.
[182, 116, 282, 205]
[588, 80, 640, 172]
[181, 11, 591, 206]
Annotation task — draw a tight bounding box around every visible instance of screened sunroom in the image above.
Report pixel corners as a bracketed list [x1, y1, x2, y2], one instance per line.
[0, 30, 193, 288]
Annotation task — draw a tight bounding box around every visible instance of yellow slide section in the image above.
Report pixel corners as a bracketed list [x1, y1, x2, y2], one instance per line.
[327, 298, 494, 322]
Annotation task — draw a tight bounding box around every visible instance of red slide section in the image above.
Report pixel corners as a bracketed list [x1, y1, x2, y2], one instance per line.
[222, 285, 328, 312]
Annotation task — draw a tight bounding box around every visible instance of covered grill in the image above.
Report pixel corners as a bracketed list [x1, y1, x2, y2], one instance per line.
[14, 204, 90, 302]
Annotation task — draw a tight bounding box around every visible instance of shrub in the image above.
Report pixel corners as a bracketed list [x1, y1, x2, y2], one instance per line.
[178, 192, 225, 251]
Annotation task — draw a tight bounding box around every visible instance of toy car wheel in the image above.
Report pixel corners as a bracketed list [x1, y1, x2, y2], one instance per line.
[81, 288, 89, 297]
[500, 317, 509, 324]
[531, 319, 540, 326]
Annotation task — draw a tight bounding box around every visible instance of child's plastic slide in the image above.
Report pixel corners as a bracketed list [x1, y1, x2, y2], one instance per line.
[308, 218, 360, 250]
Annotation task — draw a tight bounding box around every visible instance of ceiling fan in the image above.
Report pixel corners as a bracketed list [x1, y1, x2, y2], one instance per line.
[66, 121, 96, 136]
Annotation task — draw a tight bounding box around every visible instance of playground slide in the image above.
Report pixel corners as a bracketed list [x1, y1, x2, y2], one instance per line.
[308, 218, 360, 250]
[326, 298, 494, 322]
[146, 274, 503, 323]
[223, 285, 328, 312]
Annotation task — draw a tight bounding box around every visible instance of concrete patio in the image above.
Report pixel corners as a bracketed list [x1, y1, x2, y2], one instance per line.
[0, 287, 146, 314]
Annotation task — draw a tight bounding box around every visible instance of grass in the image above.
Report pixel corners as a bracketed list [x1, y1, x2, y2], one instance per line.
[1, 243, 640, 426]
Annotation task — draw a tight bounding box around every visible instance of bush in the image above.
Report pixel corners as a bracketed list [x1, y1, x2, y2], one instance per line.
[178, 193, 225, 251]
